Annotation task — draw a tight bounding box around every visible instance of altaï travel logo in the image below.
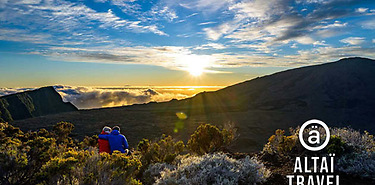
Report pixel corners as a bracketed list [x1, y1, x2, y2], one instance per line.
[287, 119, 340, 185]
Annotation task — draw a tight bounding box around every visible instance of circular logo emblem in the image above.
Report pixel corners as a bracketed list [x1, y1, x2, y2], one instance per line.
[299, 119, 330, 151]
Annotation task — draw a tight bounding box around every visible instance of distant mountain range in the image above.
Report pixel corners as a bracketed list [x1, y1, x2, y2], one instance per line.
[0, 86, 77, 122]
[9, 57, 375, 152]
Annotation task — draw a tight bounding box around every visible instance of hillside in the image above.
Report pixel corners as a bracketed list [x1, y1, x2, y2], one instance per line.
[160, 57, 375, 111]
[12, 57, 375, 152]
[0, 86, 78, 122]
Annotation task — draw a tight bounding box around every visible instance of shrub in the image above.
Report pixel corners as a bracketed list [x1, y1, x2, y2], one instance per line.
[137, 135, 184, 165]
[80, 135, 98, 149]
[326, 135, 346, 155]
[38, 149, 142, 185]
[187, 124, 234, 155]
[143, 163, 175, 185]
[137, 135, 184, 183]
[337, 151, 375, 179]
[149, 153, 270, 185]
[0, 123, 59, 185]
[0, 138, 29, 185]
[262, 129, 298, 156]
[329, 127, 375, 179]
[330, 127, 375, 153]
[53, 121, 75, 145]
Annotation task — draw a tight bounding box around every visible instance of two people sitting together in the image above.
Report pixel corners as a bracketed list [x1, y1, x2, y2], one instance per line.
[98, 126, 130, 154]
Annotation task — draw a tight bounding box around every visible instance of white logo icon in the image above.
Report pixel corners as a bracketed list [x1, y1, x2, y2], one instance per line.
[299, 119, 330, 151]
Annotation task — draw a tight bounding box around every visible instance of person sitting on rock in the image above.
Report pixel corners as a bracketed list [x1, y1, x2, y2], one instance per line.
[98, 126, 111, 153]
[99, 126, 129, 154]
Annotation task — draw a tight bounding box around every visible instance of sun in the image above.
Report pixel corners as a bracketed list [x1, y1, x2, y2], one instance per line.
[176, 54, 212, 77]
[187, 61, 205, 76]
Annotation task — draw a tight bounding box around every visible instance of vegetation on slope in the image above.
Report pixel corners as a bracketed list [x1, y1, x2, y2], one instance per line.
[0, 122, 242, 185]
[1, 121, 374, 185]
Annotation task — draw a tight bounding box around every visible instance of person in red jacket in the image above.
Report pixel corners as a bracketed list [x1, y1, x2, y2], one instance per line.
[98, 126, 111, 153]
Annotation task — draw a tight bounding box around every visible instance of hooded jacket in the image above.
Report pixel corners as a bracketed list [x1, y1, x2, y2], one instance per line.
[99, 130, 129, 153]
[98, 131, 111, 153]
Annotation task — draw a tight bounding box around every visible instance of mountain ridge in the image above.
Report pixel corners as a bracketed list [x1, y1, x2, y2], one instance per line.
[156, 57, 375, 111]
[0, 86, 78, 122]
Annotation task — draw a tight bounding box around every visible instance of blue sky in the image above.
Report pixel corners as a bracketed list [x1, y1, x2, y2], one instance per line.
[1, 0, 375, 87]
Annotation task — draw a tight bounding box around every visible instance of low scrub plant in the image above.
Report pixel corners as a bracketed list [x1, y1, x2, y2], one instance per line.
[337, 151, 375, 179]
[137, 134, 184, 183]
[147, 153, 270, 185]
[137, 135, 185, 165]
[262, 129, 299, 156]
[330, 128, 375, 179]
[330, 127, 375, 153]
[38, 149, 142, 185]
[187, 124, 234, 155]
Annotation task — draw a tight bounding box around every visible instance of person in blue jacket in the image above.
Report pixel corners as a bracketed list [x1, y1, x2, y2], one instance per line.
[98, 126, 129, 154]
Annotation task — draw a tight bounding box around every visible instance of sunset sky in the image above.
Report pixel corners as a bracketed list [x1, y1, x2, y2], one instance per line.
[1, 0, 375, 87]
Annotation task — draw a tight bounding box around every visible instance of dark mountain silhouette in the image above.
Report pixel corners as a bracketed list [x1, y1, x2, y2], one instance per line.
[11, 57, 375, 152]
[0, 86, 77, 122]
[160, 57, 375, 111]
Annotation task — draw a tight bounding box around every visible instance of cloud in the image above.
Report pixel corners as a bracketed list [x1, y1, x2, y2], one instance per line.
[210, 44, 375, 68]
[42, 41, 375, 72]
[294, 36, 316, 45]
[0, 85, 224, 109]
[361, 18, 375, 29]
[1, 0, 374, 75]
[179, 0, 231, 13]
[202, 0, 293, 41]
[229, 0, 291, 19]
[0, 28, 51, 44]
[286, 46, 375, 63]
[0, 0, 168, 46]
[148, 6, 178, 22]
[202, 0, 362, 51]
[340, 37, 366, 45]
[194, 43, 226, 50]
[44, 45, 227, 74]
[313, 20, 348, 38]
[198, 22, 216, 26]
[56, 86, 156, 109]
[186, 13, 198, 18]
[203, 22, 240, 41]
[0, 87, 35, 96]
[356, 7, 369, 13]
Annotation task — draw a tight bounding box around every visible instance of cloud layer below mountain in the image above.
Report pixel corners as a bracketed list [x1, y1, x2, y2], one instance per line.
[0, 86, 222, 109]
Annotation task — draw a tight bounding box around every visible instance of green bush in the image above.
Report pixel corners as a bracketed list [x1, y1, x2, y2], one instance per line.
[80, 135, 98, 149]
[38, 149, 142, 185]
[53, 121, 75, 146]
[137, 135, 184, 165]
[262, 129, 298, 156]
[187, 124, 234, 155]
[0, 123, 59, 185]
[0, 137, 29, 184]
[326, 135, 346, 155]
